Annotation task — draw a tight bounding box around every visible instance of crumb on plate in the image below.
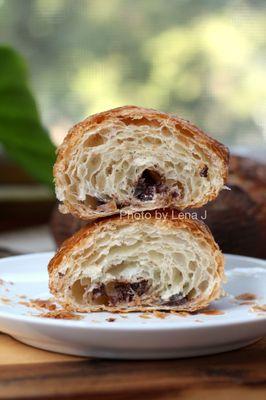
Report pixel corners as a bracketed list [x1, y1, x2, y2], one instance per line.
[153, 311, 168, 319]
[139, 314, 151, 319]
[37, 310, 83, 320]
[200, 309, 225, 316]
[170, 310, 189, 317]
[235, 293, 257, 301]
[0, 296, 11, 304]
[19, 298, 57, 311]
[251, 304, 266, 313]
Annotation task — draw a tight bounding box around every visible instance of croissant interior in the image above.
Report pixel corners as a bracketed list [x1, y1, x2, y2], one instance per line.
[55, 107, 228, 219]
[49, 217, 223, 312]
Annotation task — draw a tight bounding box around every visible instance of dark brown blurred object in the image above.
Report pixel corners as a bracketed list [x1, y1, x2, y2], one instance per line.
[50, 207, 86, 247]
[1, 200, 55, 232]
[229, 155, 266, 204]
[50, 155, 266, 258]
[197, 155, 266, 259]
[0, 157, 55, 231]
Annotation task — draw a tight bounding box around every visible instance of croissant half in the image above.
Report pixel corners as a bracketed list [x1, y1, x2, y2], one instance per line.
[48, 213, 224, 312]
[54, 106, 229, 220]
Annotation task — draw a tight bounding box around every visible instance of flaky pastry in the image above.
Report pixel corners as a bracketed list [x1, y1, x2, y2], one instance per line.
[48, 212, 224, 312]
[54, 106, 229, 220]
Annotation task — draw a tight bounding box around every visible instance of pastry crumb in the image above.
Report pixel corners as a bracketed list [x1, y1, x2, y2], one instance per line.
[153, 311, 168, 319]
[235, 293, 257, 301]
[19, 298, 57, 311]
[37, 310, 83, 320]
[139, 314, 151, 319]
[106, 317, 116, 322]
[239, 301, 256, 306]
[0, 296, 11, 304]
[170, 310, 189, 317]
[200, 309, 224, 316]
[250, 304, 266, 313]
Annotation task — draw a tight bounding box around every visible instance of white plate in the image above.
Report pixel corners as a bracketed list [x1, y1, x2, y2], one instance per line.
[0, 253, 265, 359]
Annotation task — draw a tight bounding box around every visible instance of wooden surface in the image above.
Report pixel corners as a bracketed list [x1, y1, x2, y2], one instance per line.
[0, 333, 265, 399]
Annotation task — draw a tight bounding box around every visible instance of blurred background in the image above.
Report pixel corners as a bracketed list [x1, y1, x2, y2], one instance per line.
[0, 0, 265, 256]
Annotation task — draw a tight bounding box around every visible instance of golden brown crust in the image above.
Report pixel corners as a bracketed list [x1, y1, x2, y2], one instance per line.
[54, 106, 229, 220]
[48, 210, 224, 313]
[56, 105, 229, 168]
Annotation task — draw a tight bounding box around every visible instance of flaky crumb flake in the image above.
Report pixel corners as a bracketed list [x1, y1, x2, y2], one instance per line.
[235, 293, 257, 301]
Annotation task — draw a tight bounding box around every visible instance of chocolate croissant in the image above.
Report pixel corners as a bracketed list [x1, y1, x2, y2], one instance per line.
[54, 106, 229, 220]
[48, 212, 224, 312]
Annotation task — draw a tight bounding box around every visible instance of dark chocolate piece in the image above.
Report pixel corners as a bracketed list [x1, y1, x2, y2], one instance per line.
[91, 279, 150, 306]
[162, 293, 188, 306]
[134, 170, 165, 201]
[92, 284, 106, 299]
[130, 280, 150, 296]
[200, 165, 208, 177]
[171, 190, 179, 198]
[112, 279, 149, 304]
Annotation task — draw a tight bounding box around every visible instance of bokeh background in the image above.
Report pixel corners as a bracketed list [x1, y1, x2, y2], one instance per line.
[1, 0, 266, 146]
[0, 0, 265, 234]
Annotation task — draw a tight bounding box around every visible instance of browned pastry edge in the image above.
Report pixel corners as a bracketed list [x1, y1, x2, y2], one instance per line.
[48, 210, 224, 313]
[54, 105, 229, 219]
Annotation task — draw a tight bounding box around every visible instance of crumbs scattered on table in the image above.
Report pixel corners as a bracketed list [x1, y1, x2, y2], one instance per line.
[195, 319, 203, 323]
[239, 301, 256, 306]
[18, 294, 27, 299]
[106, 317, 116, 322]
[37, 310, 83, 320]
[235, 293, 257, 301]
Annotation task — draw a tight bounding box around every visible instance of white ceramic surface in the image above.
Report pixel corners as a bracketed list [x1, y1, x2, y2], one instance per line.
[0, 253, 265, 359]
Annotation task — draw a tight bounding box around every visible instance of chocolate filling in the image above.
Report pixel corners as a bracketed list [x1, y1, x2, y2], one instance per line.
[200, 165, 208, 178]
[91, 279, 150, 306]
[161, 293, 188, 306]
[134, 169, 167, 201]
[89, 280, 189, 308]
[91, 283, 105, 299]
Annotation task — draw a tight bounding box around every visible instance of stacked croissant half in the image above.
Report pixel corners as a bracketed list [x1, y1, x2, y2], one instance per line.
[48, 106, 229, 313]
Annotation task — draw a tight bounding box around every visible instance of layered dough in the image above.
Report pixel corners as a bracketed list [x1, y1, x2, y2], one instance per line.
[48, 213, 224, 312]
[54, 106, 229, 220]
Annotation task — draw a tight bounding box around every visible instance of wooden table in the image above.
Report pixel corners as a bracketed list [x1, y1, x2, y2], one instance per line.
[0, 333, 265, 399]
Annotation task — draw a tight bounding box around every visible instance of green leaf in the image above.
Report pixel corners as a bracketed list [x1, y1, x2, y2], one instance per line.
[0, 46, 56, 188]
